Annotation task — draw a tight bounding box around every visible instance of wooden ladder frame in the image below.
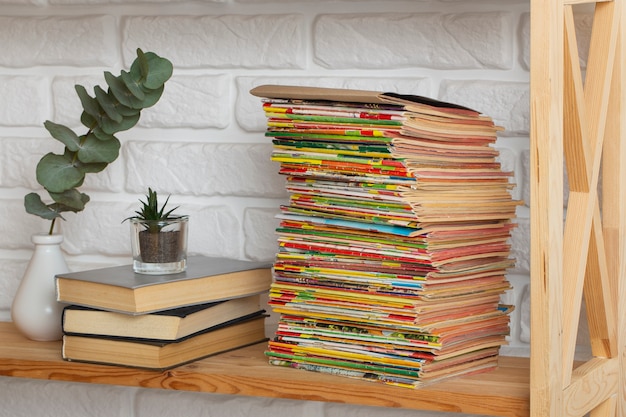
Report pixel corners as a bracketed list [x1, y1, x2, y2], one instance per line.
[530, 0, 626, 416]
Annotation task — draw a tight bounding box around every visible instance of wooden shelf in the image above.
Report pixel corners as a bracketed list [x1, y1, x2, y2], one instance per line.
[0, 322, 530, 417]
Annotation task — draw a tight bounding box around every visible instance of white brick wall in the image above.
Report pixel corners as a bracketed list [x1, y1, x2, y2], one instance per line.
[0, 1, 591, 416]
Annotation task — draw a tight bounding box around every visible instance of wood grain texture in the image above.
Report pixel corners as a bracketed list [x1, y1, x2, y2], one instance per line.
[530, 1, 625, 416]
[0, 322, 530, 417]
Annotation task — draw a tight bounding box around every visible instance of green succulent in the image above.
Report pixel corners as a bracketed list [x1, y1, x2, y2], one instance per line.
[124, 187, 181, 233]
[24, 48, 173, 234]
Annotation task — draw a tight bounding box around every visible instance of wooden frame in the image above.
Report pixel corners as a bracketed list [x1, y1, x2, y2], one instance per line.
[530, 0, 625, 416]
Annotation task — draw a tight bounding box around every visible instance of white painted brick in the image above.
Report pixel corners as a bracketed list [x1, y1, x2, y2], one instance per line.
[500, 274, 529, 353]
[520, 149, 531, 207]
[61, 202, 131, 256]
[519, 283, 530, 343]
[495, 147, 521, 201]
[123, 141, 286, 197]
[82, 158, 127, 193]
[237, 76, 434, 132]
[0, 376, 136, 417]
[314, 13, 513, 70]
[122, 15, 306, 69]
[0, 200, 50, 249]
[0, 76, 49, 126]
[1, 138, 54, 189]
[518, 282, 591, 359]
[510, 216, 530, 274]
[52, 74, 230, 129]
[243, 207, 282, 261]
[185, 204, 241, 259]
[519, 13, 530, 71]
[440, 80, 530, 135]
[573, 12, 593, 68]
[0, 16, 116, 68]
[51, 75, 102, 129]
[140, 74, 231, 129]
[61, 199, 244, 258]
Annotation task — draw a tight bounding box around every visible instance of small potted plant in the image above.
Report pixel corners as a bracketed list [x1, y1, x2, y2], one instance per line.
[125, 188, 189, 275]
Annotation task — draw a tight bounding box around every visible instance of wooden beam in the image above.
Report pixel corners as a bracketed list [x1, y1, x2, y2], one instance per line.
[563, 358, 618, 416]
[529, 0, 565, 415]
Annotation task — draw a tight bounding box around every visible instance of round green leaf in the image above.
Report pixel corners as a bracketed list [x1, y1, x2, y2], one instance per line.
[92, 127, 116, 141]
[36, 152, 85, 193]
[143, 52, 173, 90]
[138, 85, 165, 108]
[100, 111, 141, 135]
[78, 133, 120, 163]
[77, 161, 108, 174]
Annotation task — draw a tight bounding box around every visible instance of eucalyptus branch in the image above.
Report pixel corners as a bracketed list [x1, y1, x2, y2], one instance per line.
[24, 49, 173, 234]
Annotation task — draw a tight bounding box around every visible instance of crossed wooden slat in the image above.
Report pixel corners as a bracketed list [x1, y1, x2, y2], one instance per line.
[530, 1, 625, 416]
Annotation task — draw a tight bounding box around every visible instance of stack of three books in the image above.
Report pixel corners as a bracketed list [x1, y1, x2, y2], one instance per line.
[56, 256, 272, 371]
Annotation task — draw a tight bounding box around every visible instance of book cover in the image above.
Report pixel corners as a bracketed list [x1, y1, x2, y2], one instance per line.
[62, 294, 264, 341]
[62, 314, 267, 371]
[56, 255, 272, 314]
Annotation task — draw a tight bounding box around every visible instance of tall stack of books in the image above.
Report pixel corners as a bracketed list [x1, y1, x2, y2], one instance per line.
[250, 85, 520, 388]
[55, 255, 272, 370]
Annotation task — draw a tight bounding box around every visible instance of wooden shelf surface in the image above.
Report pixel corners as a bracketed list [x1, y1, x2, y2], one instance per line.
[0, 322, 530, 416]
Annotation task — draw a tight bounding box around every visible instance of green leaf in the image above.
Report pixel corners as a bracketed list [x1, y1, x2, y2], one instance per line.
[49, 189, 90, 211]
[92, 127, 116, 141]
[77, 161, 108, 174]
[75, 85, 102, 120]
[138, 85, 165, 109]
[24, 192, 63, 220]
[143, 52, 173, 90]
[43, 121, 80, 152]
[100, 111, 141, 135]
[112, 99, 140, 117]
[36, 152, 85, 193]
[94, 86, 123, 123]
[121, 70, 145, 101]
[136, 48, 150, 79]
[105, 71, 143, 109]
[80, 111, 98, 130]
[77, 133, 120, 163]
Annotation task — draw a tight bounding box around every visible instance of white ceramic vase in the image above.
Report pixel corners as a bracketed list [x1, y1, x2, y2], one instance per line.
[11, 233, 69, 341]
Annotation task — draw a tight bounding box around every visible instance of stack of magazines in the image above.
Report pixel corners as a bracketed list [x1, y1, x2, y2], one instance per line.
[251, 85, 520, 388]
